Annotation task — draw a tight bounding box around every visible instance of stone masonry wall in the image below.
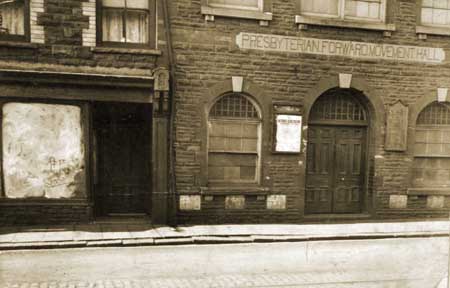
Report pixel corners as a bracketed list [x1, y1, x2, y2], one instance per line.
[171, 0, 450, 224]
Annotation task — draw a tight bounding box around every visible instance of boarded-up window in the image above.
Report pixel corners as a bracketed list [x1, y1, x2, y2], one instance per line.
[208, 94, 261, 183]
[3, 103, 86, 199]
[0, 0, 25, 36]
[208, 0, 262, 11]
[300, 0, 385, 21]
[412, 102, 450, 188]
[421, 0, 450, 26]
[102, 0, 149, 44]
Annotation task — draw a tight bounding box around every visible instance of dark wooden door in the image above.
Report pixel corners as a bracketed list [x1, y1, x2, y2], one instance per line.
[306, 125, 366, 214]
[94, 103, 152, 216]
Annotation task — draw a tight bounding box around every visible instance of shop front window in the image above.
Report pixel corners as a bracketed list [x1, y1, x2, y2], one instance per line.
[2, 103, 86, 199]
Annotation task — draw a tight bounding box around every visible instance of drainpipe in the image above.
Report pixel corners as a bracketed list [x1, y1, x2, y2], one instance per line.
[162, 0, 177, 227]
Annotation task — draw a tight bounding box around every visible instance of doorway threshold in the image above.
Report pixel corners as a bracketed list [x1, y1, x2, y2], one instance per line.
[303, 213, 372, 223]
[94, 214, 151, 224]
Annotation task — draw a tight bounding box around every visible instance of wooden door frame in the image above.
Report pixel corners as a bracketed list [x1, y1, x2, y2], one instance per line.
[91, 101, 153, 217]
[306, 123, 369, 214]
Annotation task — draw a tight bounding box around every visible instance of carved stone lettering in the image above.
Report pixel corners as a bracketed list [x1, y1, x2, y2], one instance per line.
[236, 32, 445, 64]
[179, 195, 201, 211]
[267, 195, 286, 210]
[385, 101, 408, 151]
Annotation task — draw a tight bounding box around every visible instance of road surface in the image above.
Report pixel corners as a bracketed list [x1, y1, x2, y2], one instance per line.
[0, 237, 448, 287]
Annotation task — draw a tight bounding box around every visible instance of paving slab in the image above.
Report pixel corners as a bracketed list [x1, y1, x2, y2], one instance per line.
[72, 225, 103, 241]
[100, 224, 132, 240]
[127, 224, 160, 239]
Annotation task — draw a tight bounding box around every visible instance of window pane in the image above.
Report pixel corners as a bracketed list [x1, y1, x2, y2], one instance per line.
[434, 0, 448, 9]
[422, 7, 433, 23]
[422, 0, 434, 7]
[0, 0, 24, 35]
[301, 0, 339, 15]
[126, 10, 148, 43]
[412, 158, 450, 187]
[209, 121, 258, 152]
[102, 8, 123, 42]
[102, 0, 125, 8]
[433, 8, 447, 24]
[3, 103, 86, 199]
[126, 0, 149, 9]
[345, 0, 381, 19]
[208, 153, 256, 181]
[208, 0, 260, 10]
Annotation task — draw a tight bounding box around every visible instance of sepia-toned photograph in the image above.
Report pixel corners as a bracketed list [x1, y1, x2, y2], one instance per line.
[0, 0, 450, 287]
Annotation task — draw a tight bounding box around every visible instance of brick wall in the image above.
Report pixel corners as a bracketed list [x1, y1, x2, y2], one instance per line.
[170, 0, 450, 224]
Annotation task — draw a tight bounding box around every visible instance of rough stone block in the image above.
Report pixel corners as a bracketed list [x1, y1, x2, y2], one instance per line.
[225, 196, 245, 210]
[389, 195, 407, 209]
[427, 196, 445, 209]
[179, 195, 201, 211]
[267, 195, 286, 210]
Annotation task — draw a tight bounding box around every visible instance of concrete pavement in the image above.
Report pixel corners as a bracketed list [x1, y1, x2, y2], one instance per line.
[0, 220, 449, 250]
[0, 237, 447, 287]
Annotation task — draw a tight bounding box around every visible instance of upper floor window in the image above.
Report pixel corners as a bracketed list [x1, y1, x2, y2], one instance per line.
[99, 0, 155, 48]
[0, 0, 28, 41]
[421, 0, 450, 27]
[299, 0, 386, 22]
[208, 0, 263, 11]
[208, 93, 261, 184]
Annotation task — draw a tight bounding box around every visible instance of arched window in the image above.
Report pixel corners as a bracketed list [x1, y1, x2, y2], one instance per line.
[208, 93, 261, 184]
[412, 102, 450, 188]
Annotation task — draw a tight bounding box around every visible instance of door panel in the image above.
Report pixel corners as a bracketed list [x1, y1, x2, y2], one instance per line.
[333, 127, 365, 213]
[306, 125, 366, 214]
[305, 126, 334, 214]
[94, 103, 152, 216]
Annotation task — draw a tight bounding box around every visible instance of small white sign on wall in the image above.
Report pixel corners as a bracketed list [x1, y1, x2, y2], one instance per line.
[275, 115, 302, 153]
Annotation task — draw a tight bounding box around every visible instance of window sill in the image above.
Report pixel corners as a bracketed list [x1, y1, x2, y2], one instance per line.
[0, 40, 38, 49]
[92, 46, 162, 56]
[0, 198, 90, 206]
[407, 188, 450, 196]
[295, 15, 396, 34]
[416, 25, 450, 39]
[201, 185, 270, 195]
[201, 5, 272, 24]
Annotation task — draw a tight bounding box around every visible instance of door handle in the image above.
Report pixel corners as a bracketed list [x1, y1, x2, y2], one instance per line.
[341, 177, 345, 181]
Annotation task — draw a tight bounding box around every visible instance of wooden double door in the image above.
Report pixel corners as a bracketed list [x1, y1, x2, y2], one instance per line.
[94, 102, 152, 216]
[305, 125, 366, 214]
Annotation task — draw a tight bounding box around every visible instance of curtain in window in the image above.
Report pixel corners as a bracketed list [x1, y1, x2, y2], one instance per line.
[126, 10, 148, 43]
[208, 0, 261, 10]
[102, 8, 123, 42]
[0, 0, 24, 35]
[422, 0, 450, 26]
[102, 0, 149, 43]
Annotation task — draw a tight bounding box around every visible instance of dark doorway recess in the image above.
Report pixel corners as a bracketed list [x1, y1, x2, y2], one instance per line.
[305, 89, 368, 214]
[93, 102, 152, 216]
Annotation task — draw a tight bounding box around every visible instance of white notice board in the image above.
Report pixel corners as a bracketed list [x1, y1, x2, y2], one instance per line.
[275, 115, 302, 153]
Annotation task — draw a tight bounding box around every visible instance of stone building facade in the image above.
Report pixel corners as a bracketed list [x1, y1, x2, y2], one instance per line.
[0, 0, 172, 225]
[2, 0, 450, 226]
[171, 0, 450, 224]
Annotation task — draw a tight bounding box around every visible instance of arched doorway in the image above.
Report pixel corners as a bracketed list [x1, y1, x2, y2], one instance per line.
[305, 88, 369, 214]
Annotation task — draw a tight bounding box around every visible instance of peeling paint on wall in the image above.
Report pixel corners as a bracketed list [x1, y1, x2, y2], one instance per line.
[3, 103, 85, 199]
